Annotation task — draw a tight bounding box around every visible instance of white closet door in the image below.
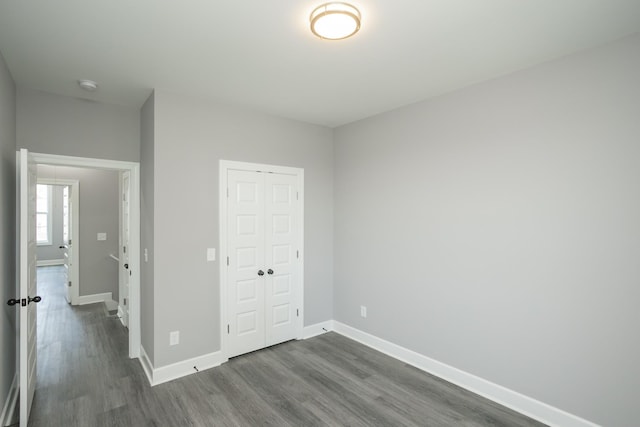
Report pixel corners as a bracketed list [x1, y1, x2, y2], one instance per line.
[264, 173, 298, 346]
[227, 170, 266, 358]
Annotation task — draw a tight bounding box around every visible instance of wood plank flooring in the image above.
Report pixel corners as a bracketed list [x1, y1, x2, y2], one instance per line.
[22, 266, 546, 426]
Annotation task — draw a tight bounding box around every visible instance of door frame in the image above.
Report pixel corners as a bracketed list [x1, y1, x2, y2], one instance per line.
[30, 152, 141, 359]
[219, 160, 305, 360]
[36, 178, 80, 305]
[118, 170, 130, 327]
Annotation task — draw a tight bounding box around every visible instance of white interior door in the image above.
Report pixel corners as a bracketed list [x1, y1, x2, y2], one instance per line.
[226, 169, 299, 358]
[227, 170, 266, 358]
[61, 185, 72, 303]
[264, 173, 298, 346]
[17, 148, 39, 427]
[119, 171, 130, 327]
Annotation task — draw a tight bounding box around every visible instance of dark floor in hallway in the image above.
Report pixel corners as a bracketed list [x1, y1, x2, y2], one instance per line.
[22, 266, 546, 426]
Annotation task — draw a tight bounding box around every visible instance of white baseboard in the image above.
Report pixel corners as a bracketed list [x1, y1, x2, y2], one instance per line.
[139, 345, 155, 386]
[331, 321, 599, 427]
[0, 373, 18, 427]
[36, 258, 64, 267]
[139, 345, 224, 386]
[76, 292, 112, 306]
[302, 320, 334, 339]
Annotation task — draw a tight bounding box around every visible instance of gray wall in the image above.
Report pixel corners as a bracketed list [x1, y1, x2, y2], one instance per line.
[0, 50, 16, 422]
[36, 185, 65, 262]
[140, 93, 155, 364]
[333, 34, 640, 427]
[37, 165, 120, 301]
[17, 87, 140, 162]
[151, 90, 334, 367]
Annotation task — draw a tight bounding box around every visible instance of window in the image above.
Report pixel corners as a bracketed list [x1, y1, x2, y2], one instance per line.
[62, 186, 69, 243]
[36, 184, 52, 245]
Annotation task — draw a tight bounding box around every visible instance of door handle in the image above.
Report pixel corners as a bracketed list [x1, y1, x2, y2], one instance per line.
[7, 296, 41, 307]
[267, 269, 274, 275]
[258, 270, 265, 276]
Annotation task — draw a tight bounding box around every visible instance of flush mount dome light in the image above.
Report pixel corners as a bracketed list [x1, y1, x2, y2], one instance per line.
[78, 79, 98, 91]
[310, 2, 361, 40]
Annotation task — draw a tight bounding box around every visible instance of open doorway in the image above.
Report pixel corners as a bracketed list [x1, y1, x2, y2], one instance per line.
[30, 152, 141, 358]
[14, 150, 140, 426]
[35, 179, 79, 305]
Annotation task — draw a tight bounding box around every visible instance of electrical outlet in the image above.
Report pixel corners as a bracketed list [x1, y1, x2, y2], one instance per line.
[170, 331, 180, 346]
[97, 232, 107, 241]
[360, 306, 367, 318]
[207, 248, 216, 262]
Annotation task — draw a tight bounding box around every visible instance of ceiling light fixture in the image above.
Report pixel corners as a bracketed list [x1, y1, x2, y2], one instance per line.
[310, 2, 361, 40]
[78, 79, 98, 91]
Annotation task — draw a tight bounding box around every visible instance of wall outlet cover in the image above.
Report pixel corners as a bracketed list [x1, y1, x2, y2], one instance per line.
[97, 232, 107, 241]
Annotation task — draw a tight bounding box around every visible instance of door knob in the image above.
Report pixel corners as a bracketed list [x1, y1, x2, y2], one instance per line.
[6, 299, 20, 306]
[267, 269, 274, 275]
[124, 263, 129, 269]
[258, 270, 265, 276]
[28, 296, 42, 304]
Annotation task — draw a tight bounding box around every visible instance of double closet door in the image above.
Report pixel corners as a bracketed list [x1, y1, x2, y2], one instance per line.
[226, 169, 299, 358]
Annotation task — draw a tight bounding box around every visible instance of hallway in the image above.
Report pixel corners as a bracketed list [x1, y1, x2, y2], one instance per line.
[27, 266, 139, 426]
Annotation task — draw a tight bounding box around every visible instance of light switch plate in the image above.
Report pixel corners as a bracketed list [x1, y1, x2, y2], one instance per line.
[170, 331, 179, 346]
[207, 248, 216, 261]
[97, 233, 107, 241]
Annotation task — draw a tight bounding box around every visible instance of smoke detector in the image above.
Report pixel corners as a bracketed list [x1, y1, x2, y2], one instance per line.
[78, 79, 98, 91]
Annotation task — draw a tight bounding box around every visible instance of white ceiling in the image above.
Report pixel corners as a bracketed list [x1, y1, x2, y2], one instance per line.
[0, 1, 639, 127]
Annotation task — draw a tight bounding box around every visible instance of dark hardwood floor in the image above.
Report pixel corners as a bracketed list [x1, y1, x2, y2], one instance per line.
[22, 266, 546, 426]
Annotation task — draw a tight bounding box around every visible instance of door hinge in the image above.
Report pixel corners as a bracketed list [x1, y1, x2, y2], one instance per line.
[68, 281, 72, 287]
[296, 250, 299, 259]
[124, 298, 127, 306]
[69, 239, 72, 245]
[296, 309, 299, 317]
[123, 246, 127, 254]
[296, 191, 299, 200]
[227, 324, 230, 334]
[227, 256, 229, 266]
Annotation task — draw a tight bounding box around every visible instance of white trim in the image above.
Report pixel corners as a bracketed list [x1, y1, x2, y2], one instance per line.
[36, 258, 64, 267]
[0, 373, 18, 427]
[139, 346, 155, 386]
[219, 160, 305, 361]
[331, 321, 600, 427]
[139, 346, 224, 386]
[77, 292, 112, 306]
[302, 320, 334, 339]
[29, 152, 141, 359]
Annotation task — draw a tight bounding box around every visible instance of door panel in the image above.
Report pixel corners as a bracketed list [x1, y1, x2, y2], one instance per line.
[264, 173, 297, 347]
[62, 186, 72, 304]
[18, 148, 38, 427]
[227, 170, 265, 358]
[120, 171, 130, 327]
